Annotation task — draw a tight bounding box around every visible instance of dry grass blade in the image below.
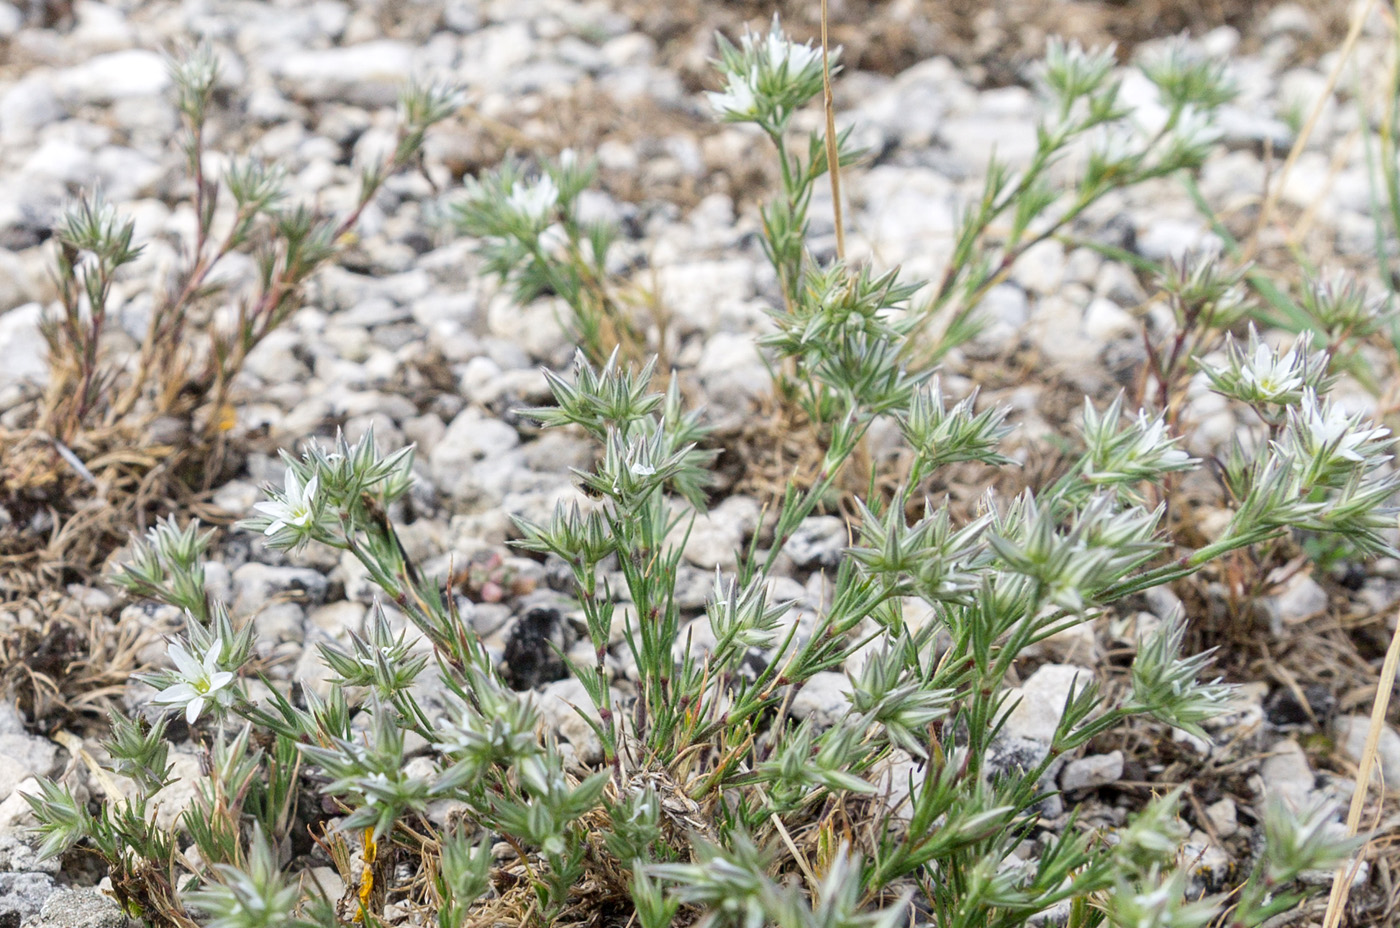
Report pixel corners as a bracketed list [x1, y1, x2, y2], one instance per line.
[1322, 601, 1400, 928]
[819, 0, 845, 261]
[1246, 0, 1379, 261]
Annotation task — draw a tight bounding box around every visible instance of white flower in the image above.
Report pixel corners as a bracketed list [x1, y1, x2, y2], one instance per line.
[152, 640, 236, 724]
[538, 222, 570, 261]
[707, 71, 760, 120]
[763, 28, 820, 76]
[253, 468, 321, 537]
[1299, 391, 1390, 464]
[1089, 126, 1138, 172]
[1238, 339, 1304, 402]
[506, 175, 558, 225]
[1169, 105, 1222, 150]
[1129, 411, 1193, 471]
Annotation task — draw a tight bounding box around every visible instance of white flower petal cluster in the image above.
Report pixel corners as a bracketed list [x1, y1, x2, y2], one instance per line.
[1128, 411, 1194, 472]
[1080, 398, 1197, 487]
[151, 640, 236, 724]
[707, 15, 831, 126]
[1297, 391, 1390, 465]
[1202, 327, 1329, 411]
[707, 73, 760, 120]
[761, 26, 821, 76]
[1238, 340, 1304, 403]
[505, 175, 559, 226]
[253, 468, 321, 537]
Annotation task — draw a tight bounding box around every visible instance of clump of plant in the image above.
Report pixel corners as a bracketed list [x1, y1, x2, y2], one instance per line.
[0, 46, 459, 597]
[450, 150, 647, 365]
[24, 18, 1399, 928]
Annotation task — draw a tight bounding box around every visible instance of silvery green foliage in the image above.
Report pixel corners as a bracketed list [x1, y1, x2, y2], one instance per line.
[450, 152, 636, 362]
[1298, 268, 1392, 340]
[43, 50, 458, 443]
[186, 825, 301, 928]
[26, 21, 1388, 928]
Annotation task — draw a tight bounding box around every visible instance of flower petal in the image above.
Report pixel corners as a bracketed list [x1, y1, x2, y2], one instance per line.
[152, 682, 198, 706]
[168, 642, 202, 678]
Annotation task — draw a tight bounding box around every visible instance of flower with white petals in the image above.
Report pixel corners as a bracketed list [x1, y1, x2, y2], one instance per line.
[763, 27, 820, 76]
[151, 640, 236, 724]
[708, 16, 832, 127]
[505, 175, 558, 226]
[707, 71, 760, 120]
[1238, 340, 1304, 403]
[1297, 391, 1390, 464]
[1081, 398, 1197, 486]
[1128, 411, 1194, 471]
[1202, 328, 1330, 411]
[1168, 105, 1222, 150]
[252, 467, 322, 544]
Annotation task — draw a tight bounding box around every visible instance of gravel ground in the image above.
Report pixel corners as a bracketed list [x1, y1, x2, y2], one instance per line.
[1, 0, 1399, 925]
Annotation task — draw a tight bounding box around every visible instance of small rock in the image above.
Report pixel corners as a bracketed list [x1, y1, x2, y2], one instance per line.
[232, 563, 330, 615]
[0, 832, 57, 876]
[1143, 586, 1184, 623]
[0, 872, 58, 925]
[1299, 819, 1370, 888]
[871, 749, 923, 820]
[683, 496, 760, 571]
[52, 49, 171, 103]
[655, 259, 755, 335]
[1264, 573, 1329, 631]
[979, 284, 1030, 327]
[1059, 751, 1123, 792]
[858, 166, 957, 279]
[0, 732, 58, 802]
[1261, 739, 1315, 809]
[785, 516, 848, 570]
[301, 867, 346, 907]
[30, 887, 126, 928]
[1082, 298, 1137, 342]
[1205, 797, 1238, 838]
[149, 751, 204, 832]
[1135, 217, 1220, 262]
[0, 77, 64, 136]
[0, 304, 48, 390]
[1334, 714, 1400, 793]
[431, 407, 520, 495]
[0, 3, 19, 38]
[271, 41, 415, 106]
[307, 600, 367, 638]
[1264, 683, 1335, 727]
[1014, 240, 1067, 296]
[537, 678, 612, 764]
[1182, 830, 1231, 893]
[986, 737, 1061, 818]
[1039, 621, 1098, 664]
[1002, 665, 1094, 744]
[1261, 3, 1314, 38]
[0, 778, 40, 831]
[696, 332, 771, 420]
[251, 602, 307, 645]
[789, 673, 851, 728]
